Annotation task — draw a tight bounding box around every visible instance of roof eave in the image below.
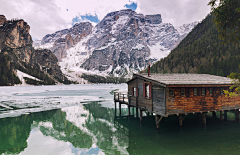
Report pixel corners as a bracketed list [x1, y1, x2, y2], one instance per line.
[133, 73, 167, 87]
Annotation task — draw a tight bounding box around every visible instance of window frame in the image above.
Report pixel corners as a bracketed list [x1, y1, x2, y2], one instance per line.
[181, 88, 185, 96]
[209, 88, 213, 95]
[221, 88, 224, 95]
[143, 82, 151, 99]
[194, 88, 197, 96]
[202, 88, 206, 95]
[169, 88, 174, 97]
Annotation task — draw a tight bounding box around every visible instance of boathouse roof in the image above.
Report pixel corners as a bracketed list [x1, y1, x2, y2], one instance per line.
[128, 73, 232, 86]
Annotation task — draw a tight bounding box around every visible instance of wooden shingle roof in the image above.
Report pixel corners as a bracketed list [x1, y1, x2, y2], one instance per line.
[132, 73, 232, 85]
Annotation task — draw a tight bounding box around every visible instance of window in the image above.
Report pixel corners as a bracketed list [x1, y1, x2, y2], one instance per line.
[170, 89, 174, 96]
[134, 88, 136, 96]
[181, 88, 185, 96]
[143, 83, 151, 98]
[221, 88, 224, 95]
[145, 84, 150, 97]
[194, 88, 197, 96]
[132, 87, 138, 97]
[209, 88, 213, 95]
[202, 88, 205, 95]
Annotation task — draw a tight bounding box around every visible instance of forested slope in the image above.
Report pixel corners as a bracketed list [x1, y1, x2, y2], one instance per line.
[142, 14, 240, 76]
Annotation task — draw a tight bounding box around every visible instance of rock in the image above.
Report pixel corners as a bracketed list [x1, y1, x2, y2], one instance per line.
[0, 15, 6, 25]
[30, 49, 65, 81]
[39, 9, 198, 78]
[38, 22, 92, 61]
[0, 16, 68, 84]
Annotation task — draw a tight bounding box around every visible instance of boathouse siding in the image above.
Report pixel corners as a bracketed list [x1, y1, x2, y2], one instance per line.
[127, 73, 239, 117]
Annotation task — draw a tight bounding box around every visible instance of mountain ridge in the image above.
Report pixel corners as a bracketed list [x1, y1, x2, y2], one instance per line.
[36, 9, 198, 80]
[0, 15, 71, 85]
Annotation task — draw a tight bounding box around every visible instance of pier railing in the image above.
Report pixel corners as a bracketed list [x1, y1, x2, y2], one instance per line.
[114, 92, 128, 104]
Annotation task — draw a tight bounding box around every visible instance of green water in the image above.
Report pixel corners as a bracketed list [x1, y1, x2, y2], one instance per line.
[1, 102, 240, 155]
[1, 84, 240, 155]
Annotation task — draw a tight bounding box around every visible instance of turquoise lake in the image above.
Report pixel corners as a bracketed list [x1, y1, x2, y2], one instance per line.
[1, 84, 240, 155]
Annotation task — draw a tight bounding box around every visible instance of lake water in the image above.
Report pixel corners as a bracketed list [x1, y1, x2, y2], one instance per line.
[1, 84, 240, 155]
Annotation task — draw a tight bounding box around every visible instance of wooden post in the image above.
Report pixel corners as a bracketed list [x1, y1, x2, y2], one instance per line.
[179, 114, 183, 126]
[123, 94, 125, 103]
[202, 113, 206, 125]
[224, 110, 227, 121]
[132, 107, 134, 117]
[235, 110, 239, 122]
[128, 106, 131, 116]
[136, 107, 138, 118]
[140, 109, 143, 122]
[119, 103, 121, 116]
[220, 111, 223, 122]
[114, 101, 116, 116]
[212, 111, 217, 119]
[155, 115, 160, 129]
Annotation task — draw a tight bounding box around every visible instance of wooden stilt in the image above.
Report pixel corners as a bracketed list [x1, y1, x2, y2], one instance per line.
[224, 110, 227, 120]
[132, 107, 134, 116]
[179, 114, 183, 126]
[140, 109, 143, 122]
[202, 113, 206, 125]
[155, 115, 160, 129]
[220, 111, 223, 122]
[136, 107, 138, 118]
[235, 110, 239, 122]
[128, 106, 131, 116]
[114, 101, 116, 116]
[212, 111, 217, 118]
[119, 103, 121, 116]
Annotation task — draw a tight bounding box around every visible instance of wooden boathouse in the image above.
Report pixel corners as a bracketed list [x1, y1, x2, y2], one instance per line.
[114, 73, 240, 128]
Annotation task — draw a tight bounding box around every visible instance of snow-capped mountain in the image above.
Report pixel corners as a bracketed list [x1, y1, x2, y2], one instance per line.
[34, 22, 92, 61]
[36, 9, 197, 79]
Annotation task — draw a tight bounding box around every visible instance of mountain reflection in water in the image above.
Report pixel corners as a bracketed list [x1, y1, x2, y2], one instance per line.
[1, 101, 240, 154]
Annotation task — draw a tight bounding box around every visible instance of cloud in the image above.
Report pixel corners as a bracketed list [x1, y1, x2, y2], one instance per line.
[135, 0, 211, 26]
[0, 0, 210, 40]
[124, 1, 138, 11]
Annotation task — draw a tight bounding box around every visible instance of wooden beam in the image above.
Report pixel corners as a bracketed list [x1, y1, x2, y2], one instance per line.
[202, 113, 206, 125]
[128, 106, 131, 117]
[155, 115, 162, 129]
[235, 110, 239, 122]
[224, 110, 228, 121]
[136, 107, 138, 118]
[220, 111, 223, 122]
[212, 111, 217, 119]
[140, 109, 143, 122]
[119, 103, 121, 116]
[179, 114, 183, 126]
[114, 101, 116, 116]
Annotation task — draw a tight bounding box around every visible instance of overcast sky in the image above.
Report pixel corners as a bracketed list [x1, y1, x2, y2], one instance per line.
[0, 0, 211, 40]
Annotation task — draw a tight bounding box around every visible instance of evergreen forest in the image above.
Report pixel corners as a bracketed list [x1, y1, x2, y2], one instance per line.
[81, 73, 129, 84]
[142, 14, 240, 76]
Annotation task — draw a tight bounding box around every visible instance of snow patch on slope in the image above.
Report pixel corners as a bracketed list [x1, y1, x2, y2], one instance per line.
[148, 44, 171, 60]
[15, 70, 41, 86]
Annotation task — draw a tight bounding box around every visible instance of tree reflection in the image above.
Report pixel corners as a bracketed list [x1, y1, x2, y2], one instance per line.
[39, 109, 92, 149]
[84, 102, 129, 155]
[0, 110, 57, 154]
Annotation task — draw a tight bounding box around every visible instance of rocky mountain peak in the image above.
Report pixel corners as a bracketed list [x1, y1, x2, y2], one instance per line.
[145, 14, 162, 24]
[0, 15, 7, 25]
[38, 9, 198, 79]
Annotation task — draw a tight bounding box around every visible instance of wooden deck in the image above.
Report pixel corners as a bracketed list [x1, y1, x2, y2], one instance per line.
[114, 92, 129, 104]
